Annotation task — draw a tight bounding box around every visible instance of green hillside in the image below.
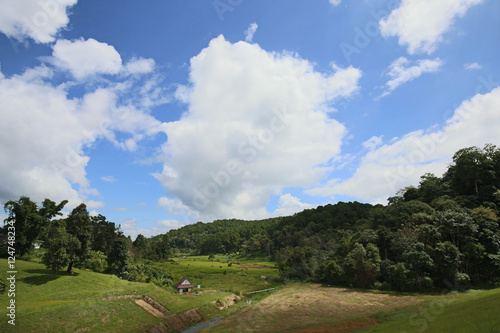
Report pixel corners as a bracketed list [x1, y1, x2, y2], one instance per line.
[0, 259, 233, 332]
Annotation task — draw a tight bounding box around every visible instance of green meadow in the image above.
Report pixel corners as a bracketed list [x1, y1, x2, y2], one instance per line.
[365, 287, 500, 333]
[0, 256, 280, 332]
[1, 257, 499, 332]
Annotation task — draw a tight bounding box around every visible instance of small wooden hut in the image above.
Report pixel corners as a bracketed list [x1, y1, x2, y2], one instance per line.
[175, 276, 194, 295]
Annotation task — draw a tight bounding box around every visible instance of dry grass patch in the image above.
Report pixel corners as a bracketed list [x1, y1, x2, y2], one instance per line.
[208, 284, 421, 332]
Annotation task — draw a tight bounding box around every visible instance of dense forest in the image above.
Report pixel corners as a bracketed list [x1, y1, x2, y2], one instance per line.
[2, 144, 500, 291]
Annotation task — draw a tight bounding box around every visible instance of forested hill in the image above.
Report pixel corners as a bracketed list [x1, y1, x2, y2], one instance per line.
[148, 144, 500, 290]
[3, 144, 500, 291]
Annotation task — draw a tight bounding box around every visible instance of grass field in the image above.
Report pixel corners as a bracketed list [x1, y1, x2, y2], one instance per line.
[2, 257, 499, 332]
[207, 283, 500, 333]
[364, 287, 500, 333]
[206, 283, 421, 332]
[0, 255, 280, 332]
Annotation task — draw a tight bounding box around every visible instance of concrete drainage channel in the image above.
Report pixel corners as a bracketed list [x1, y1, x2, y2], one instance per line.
[102, 295, 204, 332]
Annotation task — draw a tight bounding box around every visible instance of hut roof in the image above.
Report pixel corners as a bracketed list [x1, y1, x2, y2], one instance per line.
[175, 276, 194, 289]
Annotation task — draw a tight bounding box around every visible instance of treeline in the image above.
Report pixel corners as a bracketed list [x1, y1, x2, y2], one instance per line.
[3, 144, 500, 291]
[1, 199, 174, 286]
[146, 144, 500, 291]
[1, 199, 128, 278]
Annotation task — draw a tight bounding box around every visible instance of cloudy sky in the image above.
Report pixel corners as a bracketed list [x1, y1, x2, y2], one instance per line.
[0, 0, 499, 238]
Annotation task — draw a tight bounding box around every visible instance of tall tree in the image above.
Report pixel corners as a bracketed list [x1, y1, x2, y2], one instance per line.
[3, 196, 67, 256]
[65, 204, 93, 273]
[43, 226, 80, 278]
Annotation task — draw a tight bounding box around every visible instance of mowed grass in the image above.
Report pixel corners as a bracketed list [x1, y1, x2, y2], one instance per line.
[207, 283, 422, 332]
[0, 256, 280, 332]
[364, 287, 500, 333]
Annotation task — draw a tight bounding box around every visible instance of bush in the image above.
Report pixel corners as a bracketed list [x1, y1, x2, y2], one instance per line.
[122, 261, 173, 287]
[0, 277, 6, 294]
[80, 251, 108, 273]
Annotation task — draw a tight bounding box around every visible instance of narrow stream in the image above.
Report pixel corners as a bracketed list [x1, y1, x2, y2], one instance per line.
[180, 317, 223, 333]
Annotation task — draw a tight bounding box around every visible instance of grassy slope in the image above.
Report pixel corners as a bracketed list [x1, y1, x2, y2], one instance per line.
[0, 256, 280, 332]
[364, 287, 500, 333]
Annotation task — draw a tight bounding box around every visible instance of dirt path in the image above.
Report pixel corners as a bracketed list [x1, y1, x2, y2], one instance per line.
[134, 299, 167, 319]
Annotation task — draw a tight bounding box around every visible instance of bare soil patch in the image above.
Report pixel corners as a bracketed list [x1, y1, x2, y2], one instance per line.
[134, 299, 167, 319]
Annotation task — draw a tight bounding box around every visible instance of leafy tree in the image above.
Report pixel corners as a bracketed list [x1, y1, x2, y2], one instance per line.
[432, 241, 461, 287]
[344, 243, 381, 288]
[322, 259, 344, 285]
[43, 227, 80, 278]
[402, 242, 434, 289]
[3, 196, 67, 256]
[65, 204, 93, 273]
[108, 237, 130, 274]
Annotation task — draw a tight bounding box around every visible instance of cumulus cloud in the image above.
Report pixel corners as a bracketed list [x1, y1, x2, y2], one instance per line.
[308, 86, 500, 204]
[0, 0, 77, 43]
[156, 219, 185, 231]
[0, 59, 164, 207]
[244, 22, 258, 42]
[363, 136, 383, 150]
[119, 217, 186, 238]
[271, 194, 317, 217]
[329, 0, 341, 6]
[124, 57, 156, 75]
[380, 0, 484, 54]
[47, 38, 158, 81]
[51, 38, 123, 80]
[85, 200, 105, 209]
[378, 57, 444, 99]
[154, 35, 361, 221]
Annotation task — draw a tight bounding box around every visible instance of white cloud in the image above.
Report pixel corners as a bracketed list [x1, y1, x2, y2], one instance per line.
[101, 176, 117, 183]
[154, 35, 361, 221]
[363, 136, 383, 150]
[158, 197, 199, 220]
[271, 194, 316, 217]
[119, 217, 185, 238]
[378, 57, 444, 99]
[0, 0, 77, 43]
[85, 200, 105, 209]
[380, 0, 484, 54]
[0, 58, 164, 207]
[464, 62, 482, 70]
[51, 38, 123, 80]
[244, 22, 258, 42]
[329, 0, 341, 6]
[308, 86, 500, 204]
[156, 219, 185, 231]
[125, 57, 156, 75]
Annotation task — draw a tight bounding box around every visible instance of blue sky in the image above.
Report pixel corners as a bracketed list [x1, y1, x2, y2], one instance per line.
[1, 0, 499, 239]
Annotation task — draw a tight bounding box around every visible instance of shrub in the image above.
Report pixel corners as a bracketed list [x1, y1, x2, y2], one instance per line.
[80, 251, 108, 273]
